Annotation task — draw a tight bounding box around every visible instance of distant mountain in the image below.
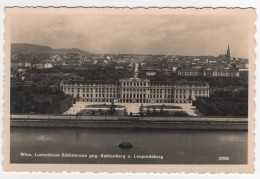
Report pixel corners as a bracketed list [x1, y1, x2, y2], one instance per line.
[11, 43, 91, 55]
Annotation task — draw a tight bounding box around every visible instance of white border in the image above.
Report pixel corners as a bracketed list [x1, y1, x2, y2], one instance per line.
[0, 0, 259, 178]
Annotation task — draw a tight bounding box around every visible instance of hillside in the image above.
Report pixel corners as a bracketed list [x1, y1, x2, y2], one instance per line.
[11, 43, 90, 55]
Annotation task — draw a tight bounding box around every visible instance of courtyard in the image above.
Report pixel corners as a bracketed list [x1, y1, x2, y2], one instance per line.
[63, 102, 200, 116]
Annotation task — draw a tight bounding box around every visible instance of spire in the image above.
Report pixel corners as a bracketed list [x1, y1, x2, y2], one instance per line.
[227, 44, 230, 58]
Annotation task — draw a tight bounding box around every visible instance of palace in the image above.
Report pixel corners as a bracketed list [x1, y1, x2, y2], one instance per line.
[60, 77, 209, 104]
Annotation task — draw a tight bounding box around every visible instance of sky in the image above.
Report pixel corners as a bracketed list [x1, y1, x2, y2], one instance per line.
[11, 13, 250, 58]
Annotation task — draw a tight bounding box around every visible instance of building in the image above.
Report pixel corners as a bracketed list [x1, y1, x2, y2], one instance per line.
[218, 44, 231, 59]
[61, 81, 119, 103]
[227, 44, 230, 58]
[24, 61, 32, 68]
[177, 67, 239, 77]
[212, 68, 239, 77]
[43, 63, 53, 69]
[177, 67, 203, 76]
[145, 71, 157, 76]
[61, 77, 209, 104]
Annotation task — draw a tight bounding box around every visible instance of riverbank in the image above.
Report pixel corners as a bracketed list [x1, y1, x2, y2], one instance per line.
[11, 118, 248, 130]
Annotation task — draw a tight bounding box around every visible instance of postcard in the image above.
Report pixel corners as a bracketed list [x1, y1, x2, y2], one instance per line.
[3, 8, 255, 173]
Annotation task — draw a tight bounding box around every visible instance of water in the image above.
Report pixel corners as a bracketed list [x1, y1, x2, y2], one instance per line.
[10, 127, 247, 164]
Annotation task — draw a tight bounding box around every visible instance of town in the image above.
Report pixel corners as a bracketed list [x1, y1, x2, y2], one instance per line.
[11, 43, 248, 117]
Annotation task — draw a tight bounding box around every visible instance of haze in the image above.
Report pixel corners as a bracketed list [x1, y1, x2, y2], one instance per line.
[11, 14, 250, 58]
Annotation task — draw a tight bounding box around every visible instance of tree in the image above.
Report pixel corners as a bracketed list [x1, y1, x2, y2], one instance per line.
[188, 95, 192, 103]
[109, 100, 116, 115]
[146, 106, 151, 116]
[123, 108, 128, 116]
[139, 103, 145, 117]
[152, 106, 156, 115]
[160, 106, 164, 115]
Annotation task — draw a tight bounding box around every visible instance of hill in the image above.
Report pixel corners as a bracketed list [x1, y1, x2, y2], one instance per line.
[11, 43, 90, 55]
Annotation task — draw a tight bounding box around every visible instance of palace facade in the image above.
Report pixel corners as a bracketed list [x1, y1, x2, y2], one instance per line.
[61, 77, 209, 104]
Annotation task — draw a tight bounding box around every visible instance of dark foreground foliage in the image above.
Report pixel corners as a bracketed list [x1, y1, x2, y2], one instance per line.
[11, 85, 72, 114]
[193, 90, 248, 116]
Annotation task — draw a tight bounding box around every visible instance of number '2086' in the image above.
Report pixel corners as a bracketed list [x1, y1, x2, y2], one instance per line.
[219, 156, 230, 160]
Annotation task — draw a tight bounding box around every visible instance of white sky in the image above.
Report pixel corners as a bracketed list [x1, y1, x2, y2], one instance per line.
[11, 14, 250, 58]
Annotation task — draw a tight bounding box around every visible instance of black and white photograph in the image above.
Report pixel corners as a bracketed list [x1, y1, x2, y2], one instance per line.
[3, 8, 255, 173]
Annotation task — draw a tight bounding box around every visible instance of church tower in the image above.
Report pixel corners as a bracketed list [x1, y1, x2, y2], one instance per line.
[227, 44, 230, 58]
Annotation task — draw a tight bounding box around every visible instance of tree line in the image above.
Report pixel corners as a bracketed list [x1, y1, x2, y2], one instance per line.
[11, 84, 72, 114]
[193, 90, 248, 116]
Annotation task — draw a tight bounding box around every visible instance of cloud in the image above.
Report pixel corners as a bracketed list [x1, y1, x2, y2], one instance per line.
[11, 13, 250, 58]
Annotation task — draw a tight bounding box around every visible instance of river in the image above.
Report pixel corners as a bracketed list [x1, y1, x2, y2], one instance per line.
[10, 127, 247, 164]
